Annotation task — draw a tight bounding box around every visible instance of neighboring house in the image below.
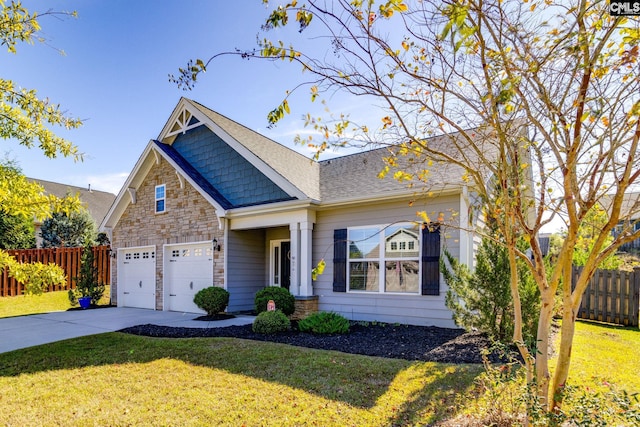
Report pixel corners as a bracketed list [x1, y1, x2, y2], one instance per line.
[29, 179, 116, 247]
[101, 97, 486, 327]
[603, 192, 640, 252]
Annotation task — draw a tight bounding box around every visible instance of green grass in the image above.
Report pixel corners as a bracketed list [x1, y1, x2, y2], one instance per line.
[0, 287, 111, 318]
[0, 334, 482, 426]
[554, 320, 640, 393]
[0, 292, 638, 425]
[457, 321, 640, 425]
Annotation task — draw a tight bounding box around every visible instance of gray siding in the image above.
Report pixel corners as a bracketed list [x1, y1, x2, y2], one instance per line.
[313, 196, 461, 327]
[227, 229, 266, 311]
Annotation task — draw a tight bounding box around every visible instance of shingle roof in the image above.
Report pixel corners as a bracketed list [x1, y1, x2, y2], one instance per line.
[187, 99, 321, 201]
[163, 99, 498, 208]
[29, 178, 116, 225]
[319, 133, 475, 203]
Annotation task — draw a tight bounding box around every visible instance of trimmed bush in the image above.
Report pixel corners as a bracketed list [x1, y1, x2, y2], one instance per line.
[254, 287, 295, 316]
[193, 286, 230, 316]
[69, 244, 105, 307]
[252, 310, 291, 334]
[298, 311, 350, 334]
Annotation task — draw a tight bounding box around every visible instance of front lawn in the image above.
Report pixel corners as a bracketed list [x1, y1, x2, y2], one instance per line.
[0, 290, 637, 425]
[0, 287, 111, 318]
[0, 334, 481, 426]
[553, 320, 640, 393]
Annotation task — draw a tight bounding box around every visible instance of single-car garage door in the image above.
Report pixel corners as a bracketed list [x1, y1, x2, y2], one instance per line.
[164, 242, 214, 313]
[117, 246, 156, 309]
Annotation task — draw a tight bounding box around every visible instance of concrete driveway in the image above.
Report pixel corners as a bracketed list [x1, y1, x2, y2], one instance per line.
[0, 307, 254, 354]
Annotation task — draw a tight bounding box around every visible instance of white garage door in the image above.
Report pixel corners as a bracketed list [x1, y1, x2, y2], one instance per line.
[164, 242, 214, 313]
[117, 246, 156, 309]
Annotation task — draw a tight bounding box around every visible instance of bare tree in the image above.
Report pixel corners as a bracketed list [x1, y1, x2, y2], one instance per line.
[176, 0, 640, 413]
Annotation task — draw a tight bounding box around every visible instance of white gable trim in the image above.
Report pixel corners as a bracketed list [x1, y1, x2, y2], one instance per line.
[101, 141, 155, 230]
[160, 101, 204, 139]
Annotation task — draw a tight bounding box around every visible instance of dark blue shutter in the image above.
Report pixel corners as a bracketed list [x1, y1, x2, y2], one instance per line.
[333, 229, 347, 292]
[421, 224, 441, 296]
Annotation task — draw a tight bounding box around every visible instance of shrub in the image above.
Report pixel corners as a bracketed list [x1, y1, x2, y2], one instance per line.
[252, 310, 291, 334]
[69, 244, 105, 306]
[442, 235, 539, 348]
[193, 286, 230, 316]
[254, 287, 295, 316]
[298, 311, 350, 334]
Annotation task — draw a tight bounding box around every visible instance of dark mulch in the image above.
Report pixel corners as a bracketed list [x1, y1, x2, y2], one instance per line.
[119, 320, 500, 364]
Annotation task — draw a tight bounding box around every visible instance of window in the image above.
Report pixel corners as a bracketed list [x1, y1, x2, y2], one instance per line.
[155, 184, 166, 213]
[347, 223, 420, 294]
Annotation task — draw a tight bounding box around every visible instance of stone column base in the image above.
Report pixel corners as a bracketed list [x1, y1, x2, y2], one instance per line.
[291, 295, 319, 320]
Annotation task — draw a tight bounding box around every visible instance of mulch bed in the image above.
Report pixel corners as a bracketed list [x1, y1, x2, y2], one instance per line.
[119, 320, 503, 364]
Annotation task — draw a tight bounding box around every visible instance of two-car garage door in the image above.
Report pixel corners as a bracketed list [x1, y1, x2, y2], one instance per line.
[117, 242, 213, 313]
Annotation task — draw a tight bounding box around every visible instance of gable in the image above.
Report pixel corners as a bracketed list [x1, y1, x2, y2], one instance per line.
[170, 125, 295, 208]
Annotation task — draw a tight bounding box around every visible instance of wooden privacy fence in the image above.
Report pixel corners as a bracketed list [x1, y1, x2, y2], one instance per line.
[1, 246, 111, 297]
[573, 266, 640, 327]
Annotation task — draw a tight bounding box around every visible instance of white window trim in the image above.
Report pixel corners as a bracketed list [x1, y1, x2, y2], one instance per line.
[155, 184, 166, 214]
[346, 223, 421, 295]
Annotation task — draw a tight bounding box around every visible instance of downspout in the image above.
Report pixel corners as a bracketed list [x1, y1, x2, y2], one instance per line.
[460, 185, 473, 268]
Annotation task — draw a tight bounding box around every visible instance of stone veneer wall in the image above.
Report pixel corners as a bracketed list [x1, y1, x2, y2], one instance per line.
[291, 296, 319, 320]
[111, 157, 223, 309]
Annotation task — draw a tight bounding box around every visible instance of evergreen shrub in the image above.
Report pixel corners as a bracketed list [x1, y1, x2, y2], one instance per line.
[194, 286, 230, 316]
[254, 287, 295, 316]
[298, 311, 350, 334]
[252, 310, 291, 334]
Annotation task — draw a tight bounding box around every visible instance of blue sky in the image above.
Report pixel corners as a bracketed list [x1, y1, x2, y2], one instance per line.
[4, 0, 364, 194]
[3, 1, 568, 233]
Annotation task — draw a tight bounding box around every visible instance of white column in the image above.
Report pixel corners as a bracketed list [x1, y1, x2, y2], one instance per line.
[289, 222, 300, 296]
[299, 221, 314, 297]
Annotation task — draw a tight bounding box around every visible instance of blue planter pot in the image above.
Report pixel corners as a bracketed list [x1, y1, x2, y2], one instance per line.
[78, 296, 91, 309]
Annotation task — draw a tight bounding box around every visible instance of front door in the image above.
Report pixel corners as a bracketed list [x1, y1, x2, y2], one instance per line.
[280, 241, 291, 290]
[271, 240, 291, 290]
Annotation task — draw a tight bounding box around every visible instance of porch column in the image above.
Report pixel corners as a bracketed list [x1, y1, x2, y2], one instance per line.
[289, 222, 300, 296]
[299, 221, 314, 297]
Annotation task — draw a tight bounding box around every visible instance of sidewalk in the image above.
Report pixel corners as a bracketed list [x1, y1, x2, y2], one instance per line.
[0, 307, 254, 354]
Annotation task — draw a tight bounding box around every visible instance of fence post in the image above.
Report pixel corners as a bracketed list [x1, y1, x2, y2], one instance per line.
[633, 267, 640, 327]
